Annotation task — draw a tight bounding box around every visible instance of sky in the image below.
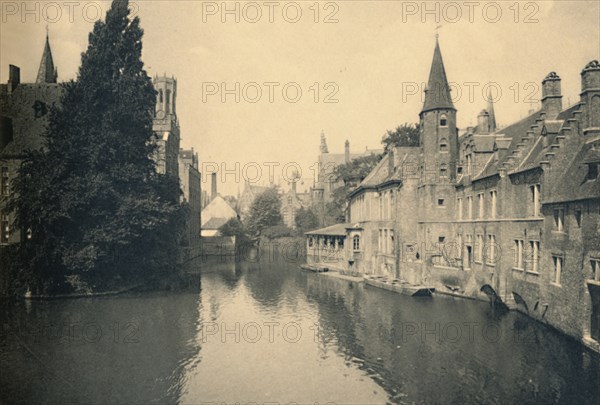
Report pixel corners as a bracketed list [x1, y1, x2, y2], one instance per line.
[1, 0, 599, 196]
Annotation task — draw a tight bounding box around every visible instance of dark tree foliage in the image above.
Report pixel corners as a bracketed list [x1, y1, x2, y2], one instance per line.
[324, 154, 383, 224]
[382, 123, 420, 150]
[5, 0, 184, 294]
[244, 187, 283, 237]
[295, 206, 319, 232]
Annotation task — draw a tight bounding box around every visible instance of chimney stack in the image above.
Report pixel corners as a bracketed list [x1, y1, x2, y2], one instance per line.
[477, 109, 490, 133]
[8, 65, 20, 93]
[344, 140, 350, 163]
[211, 172, 217, 200]
[541, 72, 562, 119]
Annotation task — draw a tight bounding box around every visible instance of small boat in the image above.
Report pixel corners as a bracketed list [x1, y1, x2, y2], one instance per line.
[300, 264, 329, 273]
[364, 276, 434, 297]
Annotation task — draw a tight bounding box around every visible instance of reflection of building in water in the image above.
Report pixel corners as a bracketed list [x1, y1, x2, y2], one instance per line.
[305, 38, 600, 352]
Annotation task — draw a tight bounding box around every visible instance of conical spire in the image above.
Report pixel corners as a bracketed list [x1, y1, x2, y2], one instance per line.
[36, 32, 57, 84]
[486, 88, 497, 132]
[319, 130, 329, 154]
[421, 37, 454, 114]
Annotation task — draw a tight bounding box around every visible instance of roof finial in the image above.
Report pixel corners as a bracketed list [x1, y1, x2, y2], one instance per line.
[435, 24, 442, 40]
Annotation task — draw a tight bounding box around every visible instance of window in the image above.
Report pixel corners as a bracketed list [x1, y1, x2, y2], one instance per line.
[166, 89, 171, 112]
[440, 114, 448, 127]
[378, 229, 382, 252]
[439, 138, 448, 152]
[528, 241, 540, 273]
[338, 237, 344, 249]
[490, 190, 497, 219]
[478, 193, 484, 219]
[587, 163, 599, 181]
[437, 198, 445, 206]
[467, 196, 473, 219]
[456, 234, 463, 259]
[438, 235, 446, 243]
[457, 198, 463, 220]
[591, 259, 600, 281]
[390, 230, 395, 254]
[0, 212, 8, 244]
[553, 208, 564, 231]
[353, 235, 360, 251]
[308, 237, 314, 247]
[552, 255, 563, 285]
[440, 164, 447, 178]
[530, 184, 541, 217]
[487, 234, 496, 265]
[1, 167, 9, 196]
[159, 89, 163, 104]
[476, 234, 483, 262]
[514, 239, 524, 269]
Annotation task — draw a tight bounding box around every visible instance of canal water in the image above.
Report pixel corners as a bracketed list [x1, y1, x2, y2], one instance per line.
[1, 253, 599, 404]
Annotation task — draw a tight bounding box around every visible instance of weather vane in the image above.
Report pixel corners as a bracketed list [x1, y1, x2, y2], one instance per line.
[435, 24, 442, 39]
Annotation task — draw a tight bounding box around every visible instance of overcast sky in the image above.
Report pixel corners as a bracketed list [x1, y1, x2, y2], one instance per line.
[2, 0, 599, 195]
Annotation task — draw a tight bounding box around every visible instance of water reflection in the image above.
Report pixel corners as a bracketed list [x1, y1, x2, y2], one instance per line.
[1, 255, 599, 404]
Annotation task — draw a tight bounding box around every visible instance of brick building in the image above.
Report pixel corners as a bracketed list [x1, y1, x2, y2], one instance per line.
[179, 148, 202, 256]
[0, 34, 62, 245]
[306, 38, 600, 351]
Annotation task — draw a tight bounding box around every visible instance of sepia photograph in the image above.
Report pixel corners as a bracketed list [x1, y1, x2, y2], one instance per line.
[1, 0, 600, 403]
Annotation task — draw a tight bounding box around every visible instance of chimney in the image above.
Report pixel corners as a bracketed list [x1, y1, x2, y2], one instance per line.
[388, 148, 395, 177]
[211, 172, 217, 200]
[477, 109, 490, 134]
[8, 65, 20, 93]
[344, 140, 350, 163]
[291, 179, 297, 194]
[541, 72, 562, 119]
[580, 60, 600, 135]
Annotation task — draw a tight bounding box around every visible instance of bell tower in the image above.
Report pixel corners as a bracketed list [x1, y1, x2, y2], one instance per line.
[152, 74, 180, 177]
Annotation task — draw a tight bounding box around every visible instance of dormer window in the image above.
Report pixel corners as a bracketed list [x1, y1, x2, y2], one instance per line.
[587, 162, 599, 181]
[440, 114, 448, 127]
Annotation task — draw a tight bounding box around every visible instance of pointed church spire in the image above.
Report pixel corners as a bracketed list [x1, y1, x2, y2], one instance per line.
[421, 37, 454, 115]
[319, 130, 329, 154]
[36, 31, 57, 84]
[486, 88, 497, 132]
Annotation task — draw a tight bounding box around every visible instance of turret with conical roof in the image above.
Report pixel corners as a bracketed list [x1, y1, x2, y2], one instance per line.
[36, 33, 57, 84]
[419, 36, 458, 183]
[420, 36, 454, 116]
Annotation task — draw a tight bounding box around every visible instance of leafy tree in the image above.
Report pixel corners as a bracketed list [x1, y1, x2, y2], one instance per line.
[382, 123, 420, 150]
[244, 187, 282, 237]
[262, 224, 294, 239]
[295, 206, 319, 232]
[324, 154, 383, 224]
[6, 0, 183, 294]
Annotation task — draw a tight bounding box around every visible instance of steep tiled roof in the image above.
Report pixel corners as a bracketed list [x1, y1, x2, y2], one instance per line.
[545, 143, 600, 204]
[421, 38, 454, 114]
[305, 223, 350, 236]
[202, 217, 230, 230]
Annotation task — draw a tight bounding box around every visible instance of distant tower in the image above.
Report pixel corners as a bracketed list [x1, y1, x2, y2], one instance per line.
[419, 36, 458, 181]
[152, 74, 180, 177]
[36, 32, 58, 84]
[320, 131, 329, 154]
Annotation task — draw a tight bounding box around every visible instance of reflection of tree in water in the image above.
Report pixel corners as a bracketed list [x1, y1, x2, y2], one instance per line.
[1, 283, 203, 404]
[242, 256, 293, 309]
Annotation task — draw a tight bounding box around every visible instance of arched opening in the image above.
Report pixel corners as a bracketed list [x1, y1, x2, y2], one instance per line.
[439, 137, 448, 152]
